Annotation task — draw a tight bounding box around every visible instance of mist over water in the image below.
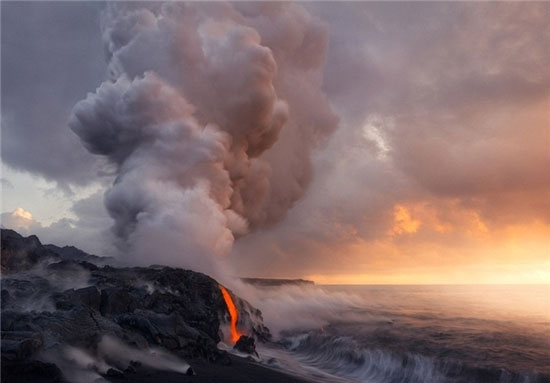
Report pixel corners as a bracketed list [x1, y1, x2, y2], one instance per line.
[256, 284, 550, 383]
[324, 284, 550, 324]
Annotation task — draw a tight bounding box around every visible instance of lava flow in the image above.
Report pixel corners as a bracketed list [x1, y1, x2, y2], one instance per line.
[219, 285, 243, 343]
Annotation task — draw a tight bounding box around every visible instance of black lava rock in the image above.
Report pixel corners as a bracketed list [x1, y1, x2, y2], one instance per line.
[0, 229, 271, 381]
[1, 359, 62, 383]
[105, 368, 125, 379]
[233, 335, 258, 356]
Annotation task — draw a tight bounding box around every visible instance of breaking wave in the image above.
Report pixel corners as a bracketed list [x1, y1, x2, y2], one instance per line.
[253, 285, 550, 383]
[279, 330, 550, 383]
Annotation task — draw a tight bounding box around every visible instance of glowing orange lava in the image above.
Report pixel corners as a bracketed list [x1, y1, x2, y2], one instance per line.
[219, 285, 243, 343]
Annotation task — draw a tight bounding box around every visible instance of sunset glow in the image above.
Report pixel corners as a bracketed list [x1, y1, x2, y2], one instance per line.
[1, 2, 549, 383]
[306, 218, 550, 285]
[2, 1, 549, 287]
[391, 205, 421, 235]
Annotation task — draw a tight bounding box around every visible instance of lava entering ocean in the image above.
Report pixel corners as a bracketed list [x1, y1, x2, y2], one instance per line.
[219, 285, 243, 343]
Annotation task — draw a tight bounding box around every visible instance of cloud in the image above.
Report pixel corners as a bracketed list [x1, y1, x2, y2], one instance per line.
[1, 2, 106, 188]
[68, 2, 338, 276]
[1, 178, 14, 189]
[1, 192, 114, 257]
[1, 207, 39, 232]
[391, 206, 420, 235]
[231, 2, 550, 280]
[2, 2, 548, 282]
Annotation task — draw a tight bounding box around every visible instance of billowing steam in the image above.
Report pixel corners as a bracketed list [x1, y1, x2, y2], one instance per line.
[43, 336, 191, 383]
[70, 2, 337, 273]
[239, 283, 367, 336]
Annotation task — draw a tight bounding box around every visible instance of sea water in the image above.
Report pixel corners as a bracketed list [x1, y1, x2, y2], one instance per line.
[260, 285, 550, 383]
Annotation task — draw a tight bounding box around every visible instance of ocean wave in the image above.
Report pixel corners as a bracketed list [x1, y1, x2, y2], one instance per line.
[278, 330, 550, 383]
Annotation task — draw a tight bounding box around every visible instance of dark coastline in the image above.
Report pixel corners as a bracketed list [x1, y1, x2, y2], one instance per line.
[1, 229, 313, 383]
[107, 355, 313, 383]
[1, 354, 314, 383]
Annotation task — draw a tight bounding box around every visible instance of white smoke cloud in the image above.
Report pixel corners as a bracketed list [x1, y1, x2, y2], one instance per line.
[70, 2, 337, 275]
[43, 336, 190, 383]
[97, 335, 191, 374]
[235, 282, 367, 336]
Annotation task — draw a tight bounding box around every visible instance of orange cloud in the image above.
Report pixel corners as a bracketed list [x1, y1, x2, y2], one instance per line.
[388, 200, 492, 240]
[12, 207, 33, 221]
[305, 219, 550, 285]
[303, 199, 550, 285]
[2, 207, 37, 231]
[391, 205, 420, 235]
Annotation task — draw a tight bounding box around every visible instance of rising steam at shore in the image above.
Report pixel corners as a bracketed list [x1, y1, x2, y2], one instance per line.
[70, 2, 337, 276]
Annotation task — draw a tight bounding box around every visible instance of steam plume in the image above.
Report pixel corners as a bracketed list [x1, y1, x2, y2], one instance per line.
[44, 336, 190, 383]
[70, 2, 337, 273]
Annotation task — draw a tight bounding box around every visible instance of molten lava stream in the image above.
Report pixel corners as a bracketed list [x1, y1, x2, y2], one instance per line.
[219, 285, 243, 343]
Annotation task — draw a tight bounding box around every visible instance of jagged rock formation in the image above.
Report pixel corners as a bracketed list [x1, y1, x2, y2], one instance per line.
[234, 335, 258, 357]
[1, 229, 54, 274]
[1, 229, 270, 382]
[43, 243, 110, 264]
[1, 229, 110, 274]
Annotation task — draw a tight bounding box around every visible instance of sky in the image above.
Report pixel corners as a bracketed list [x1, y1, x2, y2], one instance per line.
[1, 2, 549, 284]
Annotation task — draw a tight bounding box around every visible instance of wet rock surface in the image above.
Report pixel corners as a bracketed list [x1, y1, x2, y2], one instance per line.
[1, 229, 271, 382]
[233, 335, 258, 356]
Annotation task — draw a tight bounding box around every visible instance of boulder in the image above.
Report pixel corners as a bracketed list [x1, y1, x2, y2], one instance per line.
[233, 335, 258, 356]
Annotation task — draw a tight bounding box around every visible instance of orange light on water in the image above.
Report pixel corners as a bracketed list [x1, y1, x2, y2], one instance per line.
[219, 285, 243, 343]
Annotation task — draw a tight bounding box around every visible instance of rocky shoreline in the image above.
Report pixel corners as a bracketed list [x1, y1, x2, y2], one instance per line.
[1, 229, 309, 383]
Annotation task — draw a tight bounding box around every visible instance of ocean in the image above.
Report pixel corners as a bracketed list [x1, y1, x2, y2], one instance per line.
[255, 284, 550, 383]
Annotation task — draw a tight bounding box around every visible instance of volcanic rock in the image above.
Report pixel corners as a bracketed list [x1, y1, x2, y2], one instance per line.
[105, 367, 125, 379]
[1, 229, 111, 275]
[44, 243, 110, 264]
[1, 332, 43, 361]
[124, 365, 137, 374]
[2, 289, 10, 309]
[100, 287, 136, 315]
[0, 229, 271, 382]
[1, 230, 52, 273]
[234, 335, 258, 356]
[1, 359, 62, 383]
